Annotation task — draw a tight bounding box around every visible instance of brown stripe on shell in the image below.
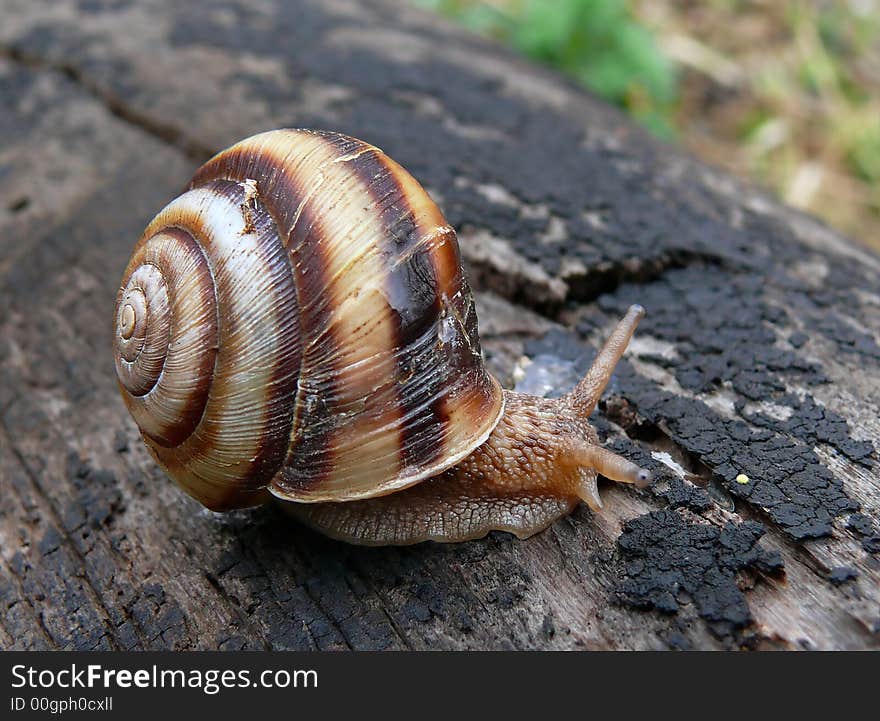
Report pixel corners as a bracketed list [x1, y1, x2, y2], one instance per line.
[190, 131, 347, 494]
[385, 166, 506, 469]
[196, 178, 302, 493]
[279, 131, 403, 499]
[346, 146, 448, 473]
[278, 177, 339, 488]
[131, 179, 299, 510]
[436, 287, 504, 443]
[368, 149, 504, 480]
[116, 227, 218, 448]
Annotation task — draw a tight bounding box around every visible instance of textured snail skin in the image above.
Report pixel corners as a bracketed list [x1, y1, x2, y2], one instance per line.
[114, 129, 651, 545]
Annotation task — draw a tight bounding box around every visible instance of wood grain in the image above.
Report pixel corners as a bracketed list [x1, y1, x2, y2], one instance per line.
[1, 0, 878, 650]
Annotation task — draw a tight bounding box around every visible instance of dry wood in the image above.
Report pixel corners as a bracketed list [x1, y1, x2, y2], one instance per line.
[1, 0, 878, 650]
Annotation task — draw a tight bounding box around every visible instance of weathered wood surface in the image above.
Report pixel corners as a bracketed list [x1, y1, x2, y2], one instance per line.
[1, 0, 879, 651]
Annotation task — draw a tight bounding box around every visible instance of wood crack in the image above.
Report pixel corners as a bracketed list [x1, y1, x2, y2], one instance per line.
[0, 44, 215, 163]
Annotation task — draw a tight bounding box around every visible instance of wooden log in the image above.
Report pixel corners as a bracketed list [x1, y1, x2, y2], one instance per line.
[0, 0, 878, 650]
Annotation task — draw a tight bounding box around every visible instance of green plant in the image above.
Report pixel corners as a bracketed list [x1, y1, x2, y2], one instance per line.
[415, 0, 679, 137]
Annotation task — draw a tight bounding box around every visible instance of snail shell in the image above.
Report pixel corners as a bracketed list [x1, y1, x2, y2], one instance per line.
[114, 129, 503, 511]
[116, 128, 652, 545]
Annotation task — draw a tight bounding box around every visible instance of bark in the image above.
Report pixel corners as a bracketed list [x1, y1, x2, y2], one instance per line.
[1, 0, 878, 650]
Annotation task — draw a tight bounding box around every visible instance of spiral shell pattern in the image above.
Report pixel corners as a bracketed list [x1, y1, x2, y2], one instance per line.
[114, 129, 503, 510]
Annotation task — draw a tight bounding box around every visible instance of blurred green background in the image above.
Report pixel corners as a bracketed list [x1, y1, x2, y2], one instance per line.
[414, 0, 880, 252]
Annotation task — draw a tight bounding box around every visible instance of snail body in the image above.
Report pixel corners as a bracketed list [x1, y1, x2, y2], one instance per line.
[114, 129, 650, 545]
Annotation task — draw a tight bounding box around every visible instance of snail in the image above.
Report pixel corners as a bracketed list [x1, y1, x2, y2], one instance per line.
[114, 129, 652, 545]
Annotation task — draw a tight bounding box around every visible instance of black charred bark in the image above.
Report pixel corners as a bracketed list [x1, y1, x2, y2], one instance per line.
[1, 0, 878, 650]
